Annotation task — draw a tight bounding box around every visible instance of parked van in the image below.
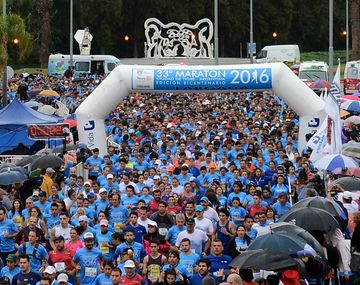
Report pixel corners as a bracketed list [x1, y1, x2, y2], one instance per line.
[48, 54, 121, 77]
[298, 61, 329, 90]
[344, 60, 360, 94]
[254, 45, 300, 63]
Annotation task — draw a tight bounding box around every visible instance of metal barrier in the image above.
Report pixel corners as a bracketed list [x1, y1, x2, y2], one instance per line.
[0, 155, 29, 165]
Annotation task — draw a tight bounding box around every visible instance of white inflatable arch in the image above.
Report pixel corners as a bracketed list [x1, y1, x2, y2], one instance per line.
[76, 63, 326, 154]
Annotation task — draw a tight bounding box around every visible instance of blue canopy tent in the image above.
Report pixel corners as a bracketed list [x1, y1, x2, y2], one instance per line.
[0, 99, 64, 154]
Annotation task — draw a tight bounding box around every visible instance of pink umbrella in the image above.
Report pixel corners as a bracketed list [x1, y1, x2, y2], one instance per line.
[343, 95, 360, 101]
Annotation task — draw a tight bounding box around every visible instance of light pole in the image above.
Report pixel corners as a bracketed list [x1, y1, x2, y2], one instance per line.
[214, 0, 219, 65]
[346, 0, 349, 62]
[2, 0, 7, 107]
[70, 0, 73, 68]
[250, 0, 254, 63]
[329, 0, 334, 81]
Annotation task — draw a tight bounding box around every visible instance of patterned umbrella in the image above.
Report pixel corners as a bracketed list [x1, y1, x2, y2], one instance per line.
[309, 80, 331, 90]
[314, 154, 358, 171]
[341, 100, 360, 113]
[343, 95, 360, 101]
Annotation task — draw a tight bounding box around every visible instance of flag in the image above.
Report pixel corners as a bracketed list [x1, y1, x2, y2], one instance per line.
[330, 61, 341, 103]
[307, 115, 329, 162]
[325, 92, 343, 154]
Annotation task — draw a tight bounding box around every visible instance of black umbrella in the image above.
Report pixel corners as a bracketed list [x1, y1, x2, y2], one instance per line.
[28, 89, 43, 97]
[0, 169, 28, 185]
[279, 207, 340, 233]
[331, 177, 360, 192]
[72, 77, 86, 83]
[0, 166, 27, 175]
[270, 222, 325, 259]
[30, 155, 64, 169]
[52, 144, 78, 153]
[248, 232, 312, 256]
[291, 197, 344, 217]
[16, 155, 40, 167]
[230, 249, 303, 271]
[0, 162, 16, 170]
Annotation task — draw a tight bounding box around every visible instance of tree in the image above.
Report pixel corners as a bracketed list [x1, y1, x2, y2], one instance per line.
[350, 0, 360, 59]
[0, 13, 32, 106]
[37, 0, 53, 67]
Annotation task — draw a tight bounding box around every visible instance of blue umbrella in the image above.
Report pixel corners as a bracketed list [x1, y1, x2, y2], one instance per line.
[0, 169, 28, 185]
[341, 100, 360, 112]
[0, 166, 27, 175]
[314, 154, 358, 171]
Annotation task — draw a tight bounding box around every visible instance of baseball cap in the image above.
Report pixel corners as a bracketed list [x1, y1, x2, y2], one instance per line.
[106, 174, 114, 179]
[124, 260, 135, 268]
[100, 219, 109, 227]
[46, 168, 55, 173]
[39, 191, 47, 198]
[160, 154, 167, 160]
[5, 254, 17, 263]
[84, 181, 92, 186]
[148, 220, 158, 227]
[200, 196, 209, 203]
[186, 218, 195, 224]
[343, 191, 353, 199]
[79, 215, 88, 222]
[84, 232, 94, 240]
[57, 273, 69, 283]
[153, 175, 161, 180]
[32, 191, 39, 197]
[99, 188, 107, 194]
[167, 165, 175, 172]
[44, 266, 57, 275]
[87, 192, 95, 198]
[209, 162, 217, 169]
[195, 205, 204, 212]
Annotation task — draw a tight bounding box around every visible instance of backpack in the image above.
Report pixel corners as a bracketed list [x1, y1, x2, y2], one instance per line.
[23, 243, 42, 262]
[326, 245, 340, 268]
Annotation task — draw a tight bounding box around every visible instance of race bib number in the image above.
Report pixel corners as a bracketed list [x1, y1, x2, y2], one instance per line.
[100, 242, 109, 254]
[85, 267, 97, 277]
[14, 216, 23, 227]
[114, 222, 122, 233]
[54, 262, 66, 272]
[148, 264, 161, 281]
[158, 227, 168, 236]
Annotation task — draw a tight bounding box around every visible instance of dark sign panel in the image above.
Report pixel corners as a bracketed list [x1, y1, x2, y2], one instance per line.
[28, 124, 69, 140]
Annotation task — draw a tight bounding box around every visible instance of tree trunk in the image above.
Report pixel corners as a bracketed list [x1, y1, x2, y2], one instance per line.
[350, 0, 360, 60]
[37, 0, 53, 68]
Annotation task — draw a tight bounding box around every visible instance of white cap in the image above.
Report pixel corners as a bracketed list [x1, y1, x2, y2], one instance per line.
[99, 188, 107, 194]
[79, 215, 88, 222]
[44, 266, 56, 275]
[148, 220, 158, 227]
[83, 232, 94, 240]
[153, 175, 161, 180]
[46, 168, 55, 173]
[84, 181, 92, 186]
[106, 174, 114, 179]
[57, 273, 69, 283]
[343, 191, 353, 199]
[124, 260, 135, 268]
[32, 191, 40, 197]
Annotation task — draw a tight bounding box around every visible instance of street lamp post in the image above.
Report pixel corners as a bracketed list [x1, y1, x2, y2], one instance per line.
[250, 0, 254, 63]
[346, 0, 349, 62]
[2, 0, 7, 107]
[214, 0, 219, 65]
[70, 0, 73, 68]
[329, 0, 334, 81]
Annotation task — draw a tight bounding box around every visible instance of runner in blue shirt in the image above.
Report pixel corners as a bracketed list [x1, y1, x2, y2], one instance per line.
[73, 232, 103, 285]
[122, 213, 146, 244]
[166, 214, 186, 246]
[114, 229, 146, 264]
[178, 238, 200, 276]
[108, 194, 129, 233]
[94, 261, 113, 285]
[44, 203, 60, 240]
[0, 254, 21, 283]
[205, 240, 232, 274]
[0, 207, 19, 263]
[17, 231, 48, 274]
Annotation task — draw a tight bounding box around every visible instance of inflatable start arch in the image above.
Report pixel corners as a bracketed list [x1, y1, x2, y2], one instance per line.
[76, 63, 326, 154]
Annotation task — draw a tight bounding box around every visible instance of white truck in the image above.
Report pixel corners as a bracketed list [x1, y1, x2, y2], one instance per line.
[254, 45, 300, 63]
[298, 61, 329, 91]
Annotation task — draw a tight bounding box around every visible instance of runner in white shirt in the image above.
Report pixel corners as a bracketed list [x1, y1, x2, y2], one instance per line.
[200, 197, 220, 224]
[194, 205, 213, 238]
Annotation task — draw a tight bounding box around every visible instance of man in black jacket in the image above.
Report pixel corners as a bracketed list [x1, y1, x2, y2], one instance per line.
[14, 216, 46, 248]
